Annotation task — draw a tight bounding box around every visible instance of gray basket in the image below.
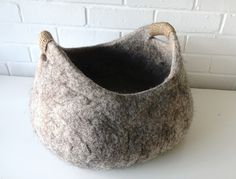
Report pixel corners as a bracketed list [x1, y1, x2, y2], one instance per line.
[30, 22, 193, 169]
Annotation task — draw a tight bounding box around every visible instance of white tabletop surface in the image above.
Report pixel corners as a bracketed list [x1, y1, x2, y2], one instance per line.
[0, 75, 236, 179]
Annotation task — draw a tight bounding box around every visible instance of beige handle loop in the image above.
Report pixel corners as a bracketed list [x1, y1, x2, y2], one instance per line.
[39, 31, 54, 53]
[147, 22, 176, 38]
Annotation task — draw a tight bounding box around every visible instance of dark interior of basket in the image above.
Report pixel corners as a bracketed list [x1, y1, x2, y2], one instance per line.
[64, 44, 171, 93]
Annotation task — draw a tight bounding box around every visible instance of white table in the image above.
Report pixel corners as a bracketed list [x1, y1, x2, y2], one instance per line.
[0, 75, 236, 179]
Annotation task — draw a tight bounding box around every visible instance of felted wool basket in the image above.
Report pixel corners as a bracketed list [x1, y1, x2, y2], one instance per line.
[30, 22, 193, 170]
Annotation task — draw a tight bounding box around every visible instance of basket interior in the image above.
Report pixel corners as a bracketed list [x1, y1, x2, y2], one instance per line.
[64, 43, 171, 93]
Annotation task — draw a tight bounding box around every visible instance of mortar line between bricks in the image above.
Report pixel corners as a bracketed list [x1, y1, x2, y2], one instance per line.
[219, 13, 228, 34]
[55, 28, 60, 44]
[85, 5, 225, 13]
[30, 1, 191, 11]
[46, 1, 124, 6]
[4, 22, 138, 31]
[153, 10, 158, 22]
[8, 1, 226, 14]
[17, 1, 204, 12]
[184, 52, 236, 57]
[0, 43, 34, 47]
[184, 35, 189, 52]
[208, 70, 233, 77]
[6, 63, 13, 76]
[28, 0, 199, 12]
[182, 53, 210, 57]
[232, 80, 236, 90]
[3, 21, 233, 35]
[4, 63, 10, 76]
[182, 32, 236, 37]
[208, 56, 213, 73]
[0, 42, 39, 46]
[192, 0, 199, 10]
[84, 8, 88, 27]
[181, 36, 187, 52]
[15, 3, 23, 22]
[182, 53, 236, 58]
[27, 47, 33, 62]
[88, 4, 232, 14]
[0, 22, 132, 31]
[122, 0, 127, 5]
[59, 26, 129, 32]
[187, 71, 236, 78]
[90, 4, 208, 12]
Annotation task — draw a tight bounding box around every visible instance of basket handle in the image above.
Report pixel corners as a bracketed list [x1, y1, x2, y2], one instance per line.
[147, 22, 176, 38]
[39, 31, 54, 53]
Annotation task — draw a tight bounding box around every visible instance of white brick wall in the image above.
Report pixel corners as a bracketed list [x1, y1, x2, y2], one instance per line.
[0, 24, 57, 43]
[126, 0, 194, 9]
[156, 11, 222, 33]
[0, 45, 30, 62]
[223, 14, 236, 35]
[0, 63, 9, 75]
[89, 7, 154, 29]
[7, 62, 36, 77]
[183, 54, 211, 72]
[58, 28, 120, 47]
[210, 55, 236, 75]
[0, 2, 21, 22]
[20, 2, 86, 26]
[197, 0, 236, 12]
[1, 0, 236, 90]
[186, 36, 236, 55]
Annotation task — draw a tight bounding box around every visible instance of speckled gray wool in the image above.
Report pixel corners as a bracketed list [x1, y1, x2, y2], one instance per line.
[30, 22, 193, 170]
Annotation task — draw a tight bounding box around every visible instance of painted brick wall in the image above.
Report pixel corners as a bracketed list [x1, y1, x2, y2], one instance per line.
[1, 0, 236, 90]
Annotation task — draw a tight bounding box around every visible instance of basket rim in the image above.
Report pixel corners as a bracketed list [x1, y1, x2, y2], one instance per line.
[39, 23, 183, 96]
[59, 41, 180, 96]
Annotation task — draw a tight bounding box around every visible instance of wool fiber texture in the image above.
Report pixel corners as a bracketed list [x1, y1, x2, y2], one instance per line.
[30, 23, 193, 170]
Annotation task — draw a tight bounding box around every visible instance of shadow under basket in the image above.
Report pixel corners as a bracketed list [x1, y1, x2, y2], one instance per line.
[30, 22, 193, 169]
